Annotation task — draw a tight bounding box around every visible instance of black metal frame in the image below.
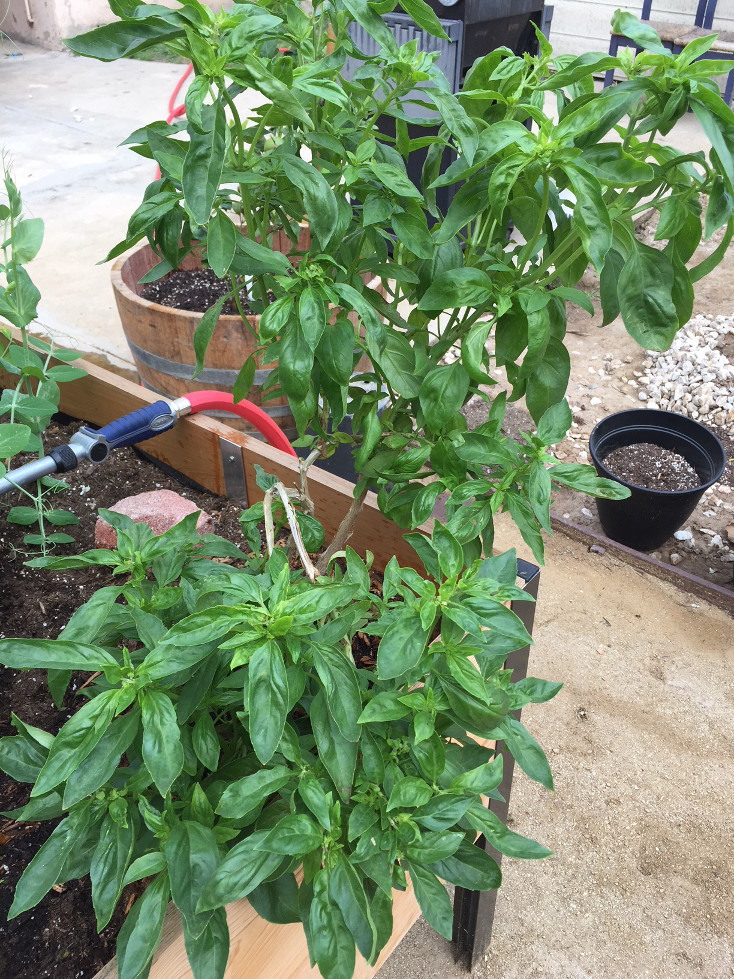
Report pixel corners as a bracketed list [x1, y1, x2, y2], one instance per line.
[451, 558, 541, 969]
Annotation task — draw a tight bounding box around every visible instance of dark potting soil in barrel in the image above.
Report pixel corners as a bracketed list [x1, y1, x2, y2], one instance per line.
[602, 442, 702, 492]
[141, 267, 254, 314]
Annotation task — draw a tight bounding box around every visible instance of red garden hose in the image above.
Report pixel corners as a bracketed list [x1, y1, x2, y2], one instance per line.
[185, 391, 297, 457]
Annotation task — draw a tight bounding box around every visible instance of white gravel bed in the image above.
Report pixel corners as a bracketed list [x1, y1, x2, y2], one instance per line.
[639, 314, 734, 432]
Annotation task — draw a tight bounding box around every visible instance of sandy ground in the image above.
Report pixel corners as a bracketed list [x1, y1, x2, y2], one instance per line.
[378, 519, 734, 979]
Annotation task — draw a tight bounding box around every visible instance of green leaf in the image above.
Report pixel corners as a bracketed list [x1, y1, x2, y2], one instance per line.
[116, 871, 170, 979]
[391, 212, 434, 259]
[498, 716, 553, 789]
[329, 853, 376, 963]
[549, 463, 630, 499]
[431, 840, 502, 890]
[419, 363, 470, 433]
[376, 608, 430, 680]
[525, 339, 571, 423]
[216, 766, 292, 819]
[565, 164, 612, 272]
[428, 88, 478, 165]
[141, 607, 235, 679]
[12, 217, 44, 264]
[197, 831, 283, 911]
[206, 211, 238, 278]
[341, 0, 399, 54]
[90, 810, 135, 931]
[248, 874, 300, 925]
[282, 156, 339, 249]
[358, 690, 410, 724]
[164, 820, 220, 938]
[9, 804, 91, 918]
[536, 399, 572, 446]
[312, 644, 362, 743]
[609, 10, 671, 56]
[193, 712, 220, 772]
[141, 689, 184, 796]
[418, 268, 493, 310]
[33, 689, 121, 797]
[63, 708, 140, 809]
[0, 638, 120, 674]
[396, 0, 448, 39]
[466, 802, 552, 859]
[618, 242, 678, 350]
[386, 776, 433, 811]
[182, 906, 230, 979]
[311, 691, 357, 802]
[65, 19, 185, 61]
[192, 296, 226, 376]
[299, 286, 327, 351]
[310, 870, 357, 979]
[260, 295, 295, 340]
[599, 248, 624, 326]
[248, 639, 289, 764]
[370, 330, 420, 398]
[259, 813, 323, 855]
[414, 794, 472, 831]
[404, 859, 454, 940]
[279, 322, 314, 401]
[182, 98, 227, 226]
[432, 522, 464, 579]
[0, 422, 32, 459]
[122, 852, 166, 889]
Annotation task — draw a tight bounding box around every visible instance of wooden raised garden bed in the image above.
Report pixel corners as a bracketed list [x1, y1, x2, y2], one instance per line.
[0, 347, 539, 979]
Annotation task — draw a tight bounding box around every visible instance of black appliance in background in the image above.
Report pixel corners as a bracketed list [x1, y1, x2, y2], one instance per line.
[343, 3, 552, 218]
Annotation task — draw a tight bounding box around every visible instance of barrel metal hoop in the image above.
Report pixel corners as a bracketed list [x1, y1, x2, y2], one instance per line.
[127, 338, 271, 387]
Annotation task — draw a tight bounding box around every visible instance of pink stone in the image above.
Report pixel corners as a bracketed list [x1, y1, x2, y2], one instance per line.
[95, 489, 213, 549]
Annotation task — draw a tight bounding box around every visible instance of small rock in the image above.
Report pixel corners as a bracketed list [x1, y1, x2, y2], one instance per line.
[650, 551, 662, 560]
[581, 507, 594, 518]
[674, 528, 693, 541]
[669, 552, 683, 565]
[710, 534, 723, 547]
[95, 490, 213, 548]
[638, 391, 648, 401]
[589, 544, 606, 555]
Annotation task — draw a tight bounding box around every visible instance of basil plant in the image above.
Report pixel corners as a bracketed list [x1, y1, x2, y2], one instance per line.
[0, 0, 732, 977]
[2, 507, 556, 979]
[66, 1, 734, 567]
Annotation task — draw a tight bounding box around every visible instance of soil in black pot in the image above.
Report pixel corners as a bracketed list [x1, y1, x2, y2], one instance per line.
[602, 443, 702, 492]
[141, 267, 255, 315]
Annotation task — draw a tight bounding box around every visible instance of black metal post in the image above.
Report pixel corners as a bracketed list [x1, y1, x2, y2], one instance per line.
[452, 558, 541, 970]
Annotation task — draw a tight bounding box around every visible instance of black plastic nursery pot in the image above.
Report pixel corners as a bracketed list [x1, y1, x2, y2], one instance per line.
[589, 409, 727, 552]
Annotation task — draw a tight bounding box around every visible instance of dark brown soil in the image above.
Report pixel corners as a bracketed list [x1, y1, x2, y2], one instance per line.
[601, 443, 702, 492]
[140, 267, 253, 315]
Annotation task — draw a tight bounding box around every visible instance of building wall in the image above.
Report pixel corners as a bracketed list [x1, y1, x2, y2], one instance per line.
[548, 0, 734, 58]
[3, 0, 232, 50]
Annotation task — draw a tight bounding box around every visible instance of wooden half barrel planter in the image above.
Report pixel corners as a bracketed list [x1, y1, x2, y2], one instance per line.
[0, 346, 540, 979]
[111, 230, 379, 443]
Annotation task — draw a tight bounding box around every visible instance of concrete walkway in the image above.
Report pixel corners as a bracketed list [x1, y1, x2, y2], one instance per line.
[1, 40, 187, 367]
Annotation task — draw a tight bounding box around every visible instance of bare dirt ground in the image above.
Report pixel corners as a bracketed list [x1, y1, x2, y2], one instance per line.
[465, 225, 734, 593]
[378, 523, 734, 979]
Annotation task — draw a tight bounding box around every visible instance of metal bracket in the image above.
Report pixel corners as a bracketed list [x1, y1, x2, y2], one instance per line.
[219, 437, 248, 505]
